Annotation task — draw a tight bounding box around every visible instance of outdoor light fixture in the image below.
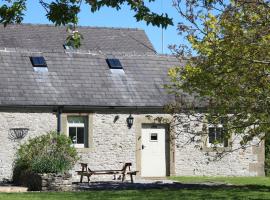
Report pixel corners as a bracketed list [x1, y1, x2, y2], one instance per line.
[126, 114, 134, 129]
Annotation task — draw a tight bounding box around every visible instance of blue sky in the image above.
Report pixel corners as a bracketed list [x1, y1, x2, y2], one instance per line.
[23, 1, 183, 54]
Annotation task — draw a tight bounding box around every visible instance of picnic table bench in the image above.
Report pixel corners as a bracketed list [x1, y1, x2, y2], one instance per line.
[76, 162, 138, 183]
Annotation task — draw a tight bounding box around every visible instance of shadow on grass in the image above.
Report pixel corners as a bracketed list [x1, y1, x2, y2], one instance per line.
[0, 182, 269, 200]
[74, 181, 270, 192]
[69, 182, 270, 200]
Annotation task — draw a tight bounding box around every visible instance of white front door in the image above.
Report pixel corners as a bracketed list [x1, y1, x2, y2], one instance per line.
[141, 124, 166, 177]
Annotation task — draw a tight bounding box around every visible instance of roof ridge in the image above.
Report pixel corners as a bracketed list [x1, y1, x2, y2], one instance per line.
[0, 47, 177, 59]
[7, 23, 143, 31]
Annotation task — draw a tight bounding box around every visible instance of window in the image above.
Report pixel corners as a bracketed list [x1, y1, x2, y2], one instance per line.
[106, 58, 125, 74]
[207, 124, 228, 147]
[106, 58, 123, 69]
[150, 133, 158, 141]
[67, 116, 87, 148]
[30, 56, 47, 67]
[30, 56, 48, 72]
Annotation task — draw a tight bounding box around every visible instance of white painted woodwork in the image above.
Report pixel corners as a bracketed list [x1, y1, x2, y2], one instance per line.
[141, 125, 166, 177]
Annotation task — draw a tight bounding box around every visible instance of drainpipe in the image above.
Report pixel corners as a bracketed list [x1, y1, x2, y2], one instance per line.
[57, 107, 63, 134]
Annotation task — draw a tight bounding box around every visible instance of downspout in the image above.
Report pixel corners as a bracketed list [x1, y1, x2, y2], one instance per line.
[57, 107, 63, 134]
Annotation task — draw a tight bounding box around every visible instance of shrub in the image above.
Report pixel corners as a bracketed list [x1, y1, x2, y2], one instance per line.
[13, 132, 79, 176]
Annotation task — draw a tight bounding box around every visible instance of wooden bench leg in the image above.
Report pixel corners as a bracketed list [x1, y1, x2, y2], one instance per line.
[80, 175, 83, 183]
[121, 173, 126, 182]
[130, 173, 134, 183]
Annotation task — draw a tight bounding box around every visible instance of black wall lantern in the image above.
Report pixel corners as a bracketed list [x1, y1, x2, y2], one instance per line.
[126, 114, 134, 129]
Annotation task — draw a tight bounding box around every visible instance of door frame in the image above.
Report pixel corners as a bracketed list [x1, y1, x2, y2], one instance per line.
[135, 115, 175, 178]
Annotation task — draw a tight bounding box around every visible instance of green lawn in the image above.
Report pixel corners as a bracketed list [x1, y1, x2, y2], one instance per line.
[0, 177, 270, 200]
[170, 176, 270, 186]
[0, 189, 269, 200]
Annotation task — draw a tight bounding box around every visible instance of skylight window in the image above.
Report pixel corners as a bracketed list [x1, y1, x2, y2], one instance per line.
[30, 56, 47, 67]
[30, 56, 48, 72]
[106, 58, 123, 69]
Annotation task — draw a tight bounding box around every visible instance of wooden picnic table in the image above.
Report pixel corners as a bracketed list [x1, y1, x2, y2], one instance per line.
[76, 162, 138, 183]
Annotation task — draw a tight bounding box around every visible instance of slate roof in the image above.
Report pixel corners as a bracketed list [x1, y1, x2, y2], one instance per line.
[0, 24, 181, 108]
[0, 24, 156, 54]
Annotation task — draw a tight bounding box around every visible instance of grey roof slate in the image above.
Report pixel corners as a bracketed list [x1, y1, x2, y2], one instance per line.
[0, 49, 180, 107]
[0, 24, 184, 108]
[0, 24, 156, 54]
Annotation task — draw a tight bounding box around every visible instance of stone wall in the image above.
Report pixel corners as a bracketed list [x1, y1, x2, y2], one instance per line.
[0, 110, 265, 183]
[71, 113, 137, 182]
[40, 173, 73, 191]
[174, 133, 264, 176]
[173, 114, 265, 176]
[0, 111, 57, 181]
[70, 112, 264, 181]
[16, 172, 72, 191]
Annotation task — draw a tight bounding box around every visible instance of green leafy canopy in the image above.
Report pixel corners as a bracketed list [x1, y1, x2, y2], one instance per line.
[167, 0, 270, 147]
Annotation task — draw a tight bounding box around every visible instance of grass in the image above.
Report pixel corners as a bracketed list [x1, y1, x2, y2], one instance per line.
[170, 176, 270, 186]
[0, 189, 269, 200]
[0, 177, 270, 200]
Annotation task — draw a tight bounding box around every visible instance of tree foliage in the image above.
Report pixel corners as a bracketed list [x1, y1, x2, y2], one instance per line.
[0, 0, 173, 48]
[167, 0, 270, 148]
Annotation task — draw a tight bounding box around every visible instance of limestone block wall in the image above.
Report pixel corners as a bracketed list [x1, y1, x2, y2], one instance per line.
[71, 113, 137, 182]
[0, 110, 265, 182]
[71, 112, 264, 181]
[173, 114, 265, 176]
[40, 173, 73, 191]
[0, 111, 57, 181]
[174, 133, 264, 176]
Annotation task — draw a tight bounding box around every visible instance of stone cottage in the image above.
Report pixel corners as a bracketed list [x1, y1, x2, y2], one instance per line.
[0, 24, 264, 182]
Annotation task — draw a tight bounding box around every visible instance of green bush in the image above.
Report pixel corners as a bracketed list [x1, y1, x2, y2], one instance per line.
[13, 132, 79, 175]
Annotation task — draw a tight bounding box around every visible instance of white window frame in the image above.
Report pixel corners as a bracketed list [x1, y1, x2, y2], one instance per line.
[207, 124, 226, 147]
[67, 118, 86, 148]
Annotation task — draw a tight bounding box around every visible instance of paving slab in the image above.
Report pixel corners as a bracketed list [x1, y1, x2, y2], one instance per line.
[0, 186, 28, 193]
[73, 179, 234, 191]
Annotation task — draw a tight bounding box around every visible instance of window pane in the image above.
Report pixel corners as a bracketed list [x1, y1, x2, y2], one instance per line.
[30, 56, 47, 67]
[222, 129, 229, 147]
[216, 127, 224, 143]
[69, 127, 76, 143]
[150, 133, 158, 141]
[208, 127, 215, 144]
[77, 127, 85, 144]
[67, 116, 85, 124]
